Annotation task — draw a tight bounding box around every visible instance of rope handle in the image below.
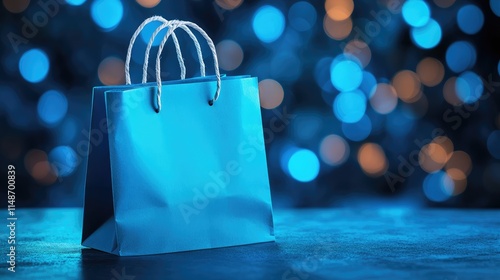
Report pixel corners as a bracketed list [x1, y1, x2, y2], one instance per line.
[155, 20, 221, 112]
[143, 21, 206, 83]
[125, 16, 204, 84]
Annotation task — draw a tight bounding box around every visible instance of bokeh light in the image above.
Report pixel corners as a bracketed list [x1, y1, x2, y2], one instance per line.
[359, 71, 377, 97]
[419, 143, 448, 173]
[357, 143, 388, 177]
[136, 0, 161, 8]
[333, 90, 366, 123]
[343, 40, 371, 68]
[325, 0, 353, 21]
[98, 57, 125, 86]
[445, 151, 472, 177]
[319, 134, 349, 166]
[3, 0, 30, 13]
[386, 108, 415, 137]
[323, 16, 352, 40]
[455, 71, 483, 104]
[215, 0, 243, 10]
[402, 0, 431, 27]
[291, 113, 323, 142]
[457, 5, 484, 35]
[25, 149, 47, 175]
[443, 77, 462, 106]
[434, 136, 454, 160]
[270, 51, 302, 82]
[410, 19, 442, 49]
[342, 114, 372, 141]
[66, 0, 86, 6]
[423, 171, 454, 202]
[24, 149, 57, 185]
[19, 49, 50, 83]
[416, 57, 444, 87]
[392, 70, 421, 103]
[369, 83, 398, 114]
[315, 57, 334, 92]
[433, 0, 455, 8]
[140, 21, 167, 47]
[446, 41, 476, 73]
[37, 90, 68, 127]
[216, 40, 244, 71]
[57, 117, 78, 144]
[91, 0, 123, 30]
[288, 1, 317, 32]
[253, 5, 285, 43]
[287, 149, 320, 182]
[259, 79, 284, 109]
[491, 0, 500, 17]
[330, 56, 362, 92]
[446, 168, 467, 196]
[49, 146, 78, 177]
[487, 131, 500, 159]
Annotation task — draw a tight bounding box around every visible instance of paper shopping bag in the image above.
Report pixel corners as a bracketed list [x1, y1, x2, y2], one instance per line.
[81, 17, 274, 256]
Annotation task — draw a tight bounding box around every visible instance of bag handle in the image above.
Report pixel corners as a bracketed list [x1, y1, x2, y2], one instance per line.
[125, 16, 203, 84]
[155, 20, 221, 112]
[143, 22, 206, 83]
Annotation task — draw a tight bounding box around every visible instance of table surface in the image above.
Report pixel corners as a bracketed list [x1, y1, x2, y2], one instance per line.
[0, 208, 499, 280]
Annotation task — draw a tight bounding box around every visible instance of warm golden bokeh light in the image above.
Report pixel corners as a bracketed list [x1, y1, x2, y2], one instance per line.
[443, 77, 462, 106]
[98, 57, 125, 86]
[24, 149, 57, 185]
[417, 57, 445, 87]
[25, 149, 48, 172]
[136, 0, 161, 8]
[343, 39, 372, 68]
[419, 143, 448, 173]
[392, 70, 421, 103]
[357, 143, 388, 177]
[319, 134, 349, 166]
[215, 0, 243, 10]
[447, 168, 466, 181]
[3, 0, 30, 13]
[259, 79, 284, 109]
[446, 168, 467, 195]
[433, 0, 456, 8]
[216, 40, 244, 71]
[445, 151, 472, 176]
[325, 0, 354, 21]
[432, 136, 454, 160]
[324, 15, 352, 40]
[31, 161, 57, 185]
[369, 83, 398, 114]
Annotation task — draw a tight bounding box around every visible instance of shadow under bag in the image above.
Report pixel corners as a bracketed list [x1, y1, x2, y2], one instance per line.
[81, 17, 274, 256]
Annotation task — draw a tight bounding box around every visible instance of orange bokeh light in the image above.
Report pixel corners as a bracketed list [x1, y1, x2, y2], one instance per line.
[392, 70, 421, 103]
[325, 0, 354, 21]
[357, 143, 388, 177]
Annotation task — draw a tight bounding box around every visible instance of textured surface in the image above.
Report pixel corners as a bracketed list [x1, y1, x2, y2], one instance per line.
[1, 208, 499, 279]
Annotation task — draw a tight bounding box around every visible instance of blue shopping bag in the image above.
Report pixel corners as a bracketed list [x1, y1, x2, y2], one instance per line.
[81, 17, 274, 256]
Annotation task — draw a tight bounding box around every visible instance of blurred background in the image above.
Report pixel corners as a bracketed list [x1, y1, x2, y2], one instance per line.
[1, 0, 499, 208]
